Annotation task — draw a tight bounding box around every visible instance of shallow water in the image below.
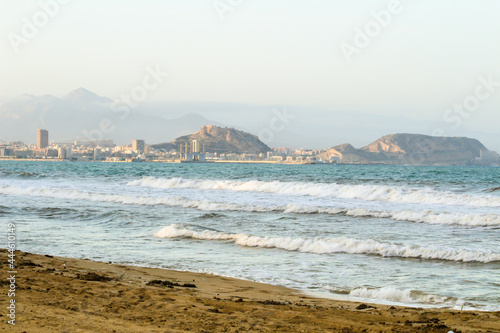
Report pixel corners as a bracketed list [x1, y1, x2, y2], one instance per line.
[1, 161, 498, 310]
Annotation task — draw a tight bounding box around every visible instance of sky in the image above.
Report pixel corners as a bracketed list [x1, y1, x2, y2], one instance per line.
[1, 0, 499, 150]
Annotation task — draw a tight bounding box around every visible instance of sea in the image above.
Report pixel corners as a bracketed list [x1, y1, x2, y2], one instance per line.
[1, 161, 499, 311]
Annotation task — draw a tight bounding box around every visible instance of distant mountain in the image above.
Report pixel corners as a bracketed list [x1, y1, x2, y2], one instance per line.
[63, 87, 113, 105]
[317, 133, 499, 165]
[0, 89, 222, 145]
[3, 89, 498, 160]
[362, 134, 491, 165]
[151, 125, 272, 154]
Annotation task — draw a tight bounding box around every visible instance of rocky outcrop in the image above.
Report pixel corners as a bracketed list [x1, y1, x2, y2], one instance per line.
[152, 125, 271, 154]
[317, 133, 499, 165]
[319, 143, 387, 164]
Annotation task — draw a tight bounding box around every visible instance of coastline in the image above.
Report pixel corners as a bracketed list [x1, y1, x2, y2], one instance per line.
[2, 250, 498, 332]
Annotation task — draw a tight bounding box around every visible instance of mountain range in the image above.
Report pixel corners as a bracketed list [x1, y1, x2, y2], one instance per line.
[1, 88, 499, 164]
[0, 88, 223, 145]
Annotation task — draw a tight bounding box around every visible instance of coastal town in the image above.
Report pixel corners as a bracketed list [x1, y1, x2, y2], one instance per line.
[1, 127, 499, 166]
[0, 129, 328, 164]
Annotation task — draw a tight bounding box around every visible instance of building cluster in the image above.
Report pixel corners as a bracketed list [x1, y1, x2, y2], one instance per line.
[0, 129, 338, 164]
[0, 130, 147, 162]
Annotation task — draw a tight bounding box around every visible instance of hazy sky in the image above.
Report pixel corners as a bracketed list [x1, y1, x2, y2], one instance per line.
[1, 0, 499, 149]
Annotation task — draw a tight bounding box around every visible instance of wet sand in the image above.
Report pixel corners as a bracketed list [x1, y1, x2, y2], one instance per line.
[1, 250, 499, 332]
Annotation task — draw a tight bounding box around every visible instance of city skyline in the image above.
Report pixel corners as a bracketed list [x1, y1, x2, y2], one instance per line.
[1, 1, 500, 153]
[1, 126, 498, 166]
[6, 124, 500, 154]
[1, 86, 499, 154]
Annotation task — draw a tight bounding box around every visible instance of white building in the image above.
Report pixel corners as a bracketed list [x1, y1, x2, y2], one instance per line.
[58, 147, 67, 159]
[191, 140, 200, 153]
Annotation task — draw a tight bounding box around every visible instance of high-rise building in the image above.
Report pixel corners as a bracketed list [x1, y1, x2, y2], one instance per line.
[191, 140, 200, 153]
[58, 147, 67, 159]
[37, 129, 48, 149]
[93, 148, 101, 161]
[133, 139, 145, 153]
[65, 147, 72, 159]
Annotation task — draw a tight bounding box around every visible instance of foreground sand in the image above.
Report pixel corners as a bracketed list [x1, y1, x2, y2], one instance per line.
[1, 250, 498, 332]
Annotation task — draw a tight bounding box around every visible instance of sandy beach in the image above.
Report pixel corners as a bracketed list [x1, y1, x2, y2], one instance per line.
[0, 249, 498, 332]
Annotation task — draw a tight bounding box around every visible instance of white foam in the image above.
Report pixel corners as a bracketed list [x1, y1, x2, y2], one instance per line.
[381, 209, 500, 226]
[284, 204, 500, 226]
[341, 286, 499, 311]
[128, 177, 500, 207]
[348, 286, 452, 304]
[154, 224, 500, 263]
[0, 185, 266, 211]
[1, 185, 497, 227]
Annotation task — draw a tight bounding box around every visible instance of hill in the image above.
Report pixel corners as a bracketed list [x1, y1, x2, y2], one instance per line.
[317, 133, 499, 165]
[151, 125, 271, 154]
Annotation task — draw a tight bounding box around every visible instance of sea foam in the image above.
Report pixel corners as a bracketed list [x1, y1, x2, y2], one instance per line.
[325, 285, 457, 306]
[128, 177, 500, 207]
[1, 185, 498, 226]
[349, 287, 452, 304]
[284, 204, 500, 226]
[154, 224, 500, 263]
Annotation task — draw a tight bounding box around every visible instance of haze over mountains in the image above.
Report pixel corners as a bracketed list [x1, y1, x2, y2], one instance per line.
[0, 88, 499, 155]
[0, 88, 222, 145]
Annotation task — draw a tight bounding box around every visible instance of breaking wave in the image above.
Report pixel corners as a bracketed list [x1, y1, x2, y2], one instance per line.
[349, 287, 454, 304]
[0, 185, 498, 226]
[154, 224, 500, 263]
[326, 286, 460, 307]
[0, 169, 45, 179]
[284, 204, 500, 226]
[0, 185, 265, 212]
[128, 177, 500, 207]
[483, 186, 500, 193]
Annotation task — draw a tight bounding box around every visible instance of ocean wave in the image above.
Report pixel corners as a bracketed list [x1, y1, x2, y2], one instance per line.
[349, 287, 453, 304]
[0, 185, 274, 212]
[197, 212, 227, 219]
[343, 286, 500, 311]
[154, 224, 500, 263]
[1, 185, 497, 226]
[31, 206, 82, 219]
[0, 170, 12, 178]
[0, 205, 9, 216]
[0, 169, 45, 179]
[327, 286, 456, 306]
[284, 205, 500, 226]
[483, 186, 500, 193]
[128, 177, 500, 207]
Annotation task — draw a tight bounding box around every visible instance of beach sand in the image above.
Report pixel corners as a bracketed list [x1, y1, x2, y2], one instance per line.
[1, 250, 498, 332]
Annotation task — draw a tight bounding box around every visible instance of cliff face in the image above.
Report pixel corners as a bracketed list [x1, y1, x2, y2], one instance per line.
[319, 143, 387, 164]
[152, 125, 271, 154]
[362, 134, 490, 165]
[318, 133, 498, 165]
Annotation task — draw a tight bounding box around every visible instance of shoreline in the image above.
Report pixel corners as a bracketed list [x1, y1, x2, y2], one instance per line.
[2, 158, 498, 167]
[2, 250, 499, 332]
